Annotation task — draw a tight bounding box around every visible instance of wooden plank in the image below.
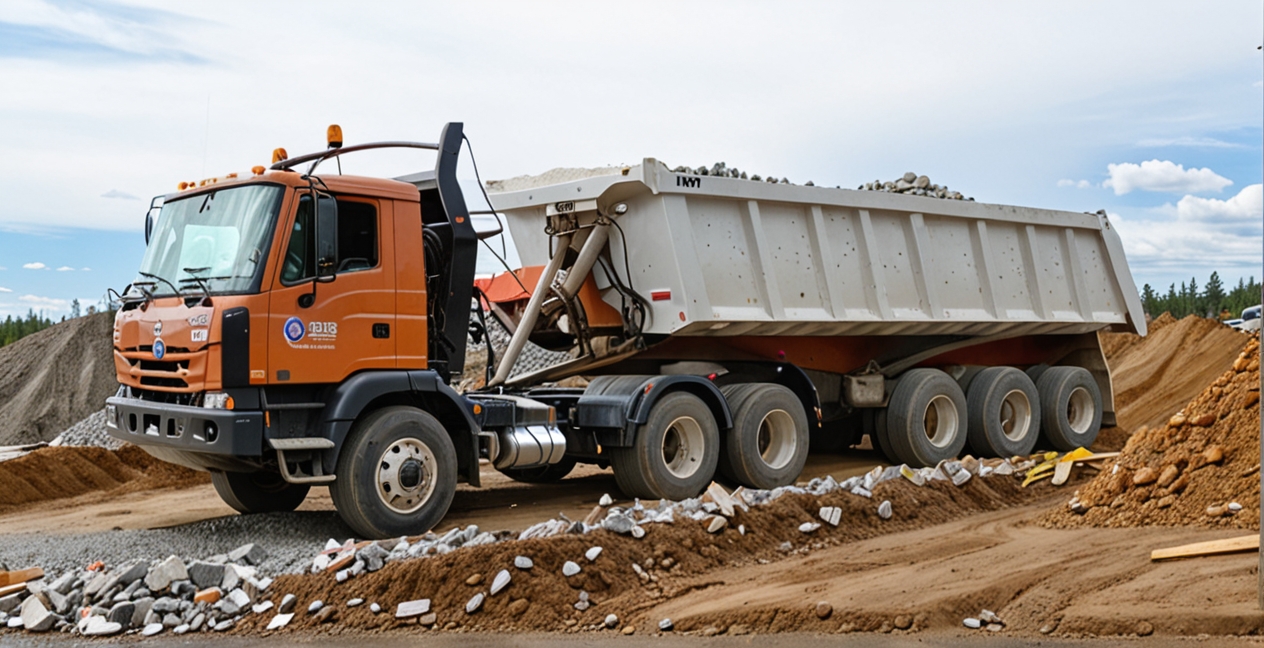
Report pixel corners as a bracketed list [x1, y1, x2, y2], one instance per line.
[0, 567, 44, 587]
[1051, 460, 1074, 486]
[1151, 535, 1259, 562]
[0, 582, 29, 597]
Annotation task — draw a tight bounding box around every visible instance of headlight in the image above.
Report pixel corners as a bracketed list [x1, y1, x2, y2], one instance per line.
[204, 392, 235, 409]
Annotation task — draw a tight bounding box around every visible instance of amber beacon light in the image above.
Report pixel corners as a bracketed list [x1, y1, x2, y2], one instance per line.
[327, 124, 343, 149]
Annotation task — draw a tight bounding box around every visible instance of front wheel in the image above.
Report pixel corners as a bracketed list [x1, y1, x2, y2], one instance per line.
[330, 406, 457, 539]
[211, 470, 310, 514]
[610, 391, 719, 500]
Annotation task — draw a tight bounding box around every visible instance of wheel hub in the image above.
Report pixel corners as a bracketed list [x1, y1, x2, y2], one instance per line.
[662, 416, 705, 479]
[376, 438, 437, 514]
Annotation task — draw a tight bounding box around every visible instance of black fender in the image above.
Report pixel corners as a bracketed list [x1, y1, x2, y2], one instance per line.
[317, 369, 482, 486]
[579, 375, 733, 448]
[714, 361, 822, 430]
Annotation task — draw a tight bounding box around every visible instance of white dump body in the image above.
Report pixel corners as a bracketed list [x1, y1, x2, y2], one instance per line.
[488, 159, 1146, 340]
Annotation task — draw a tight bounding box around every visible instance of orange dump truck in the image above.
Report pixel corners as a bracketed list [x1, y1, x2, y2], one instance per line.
[107, 123, 1144, 538]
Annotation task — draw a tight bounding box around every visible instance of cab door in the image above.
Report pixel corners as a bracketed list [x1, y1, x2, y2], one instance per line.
[268, 193, 396, 384]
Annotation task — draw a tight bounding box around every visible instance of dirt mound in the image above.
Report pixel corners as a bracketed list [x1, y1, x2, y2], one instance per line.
[1093, 313, 1249, 451]
[0, 444, 208, 511]
[0, 312, 118, 446]
[1042, 336, 1260, 529]
[237, 474, 1062, 635]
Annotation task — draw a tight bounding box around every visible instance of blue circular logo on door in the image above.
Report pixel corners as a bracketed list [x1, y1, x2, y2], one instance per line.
[153, 338, 166, 360]
[284, 317, 306, 343]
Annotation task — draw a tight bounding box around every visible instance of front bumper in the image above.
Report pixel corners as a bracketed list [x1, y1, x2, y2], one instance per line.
[106, 395, 264, 458]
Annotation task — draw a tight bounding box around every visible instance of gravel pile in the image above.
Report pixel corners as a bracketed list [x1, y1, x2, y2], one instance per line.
[49, 410, 123, 451]
[859, 172, 971, 200]
[460, 319, 571, 391]
[671, 162, 807, 186]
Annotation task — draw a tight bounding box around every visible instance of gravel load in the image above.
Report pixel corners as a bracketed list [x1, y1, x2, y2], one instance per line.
[858, 171, 971, 200]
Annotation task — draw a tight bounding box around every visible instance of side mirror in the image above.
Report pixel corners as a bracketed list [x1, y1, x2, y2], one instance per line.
[144, 195, 163, 245]
[315, 194, 338, 279]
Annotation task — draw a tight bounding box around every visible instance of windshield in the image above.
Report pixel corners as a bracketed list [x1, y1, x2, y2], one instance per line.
[135, 184, 284, 296]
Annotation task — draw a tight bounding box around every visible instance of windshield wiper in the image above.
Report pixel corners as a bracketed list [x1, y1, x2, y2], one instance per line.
[180, 267, 212, 297]
[138, 272, 181, 296]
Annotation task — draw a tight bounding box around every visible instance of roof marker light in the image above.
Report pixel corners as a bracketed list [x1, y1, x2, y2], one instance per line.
[272, 148, 288, 164]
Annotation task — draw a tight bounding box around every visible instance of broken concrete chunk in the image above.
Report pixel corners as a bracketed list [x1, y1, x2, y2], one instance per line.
[419, 612, 438, 626]
[659, 618, 674, 631]
[514, 556, 534, 570]
[187, 562, 226, 591]
[951, 468, 971, 486]
[19, 595, 55, 632]
[819, 506, 842, 527]
[144, 556, 188, 593]
[707, 515, 728, 533]
[466, 592, 485, 614]
[599, 493, 614, 506]
[878, 500, 893, 520]
[631, 525, 646, 539]
[799, 522, 821, 533]
[563, 561, 581, 577]
[602, 513, 637, 535]
[228, 543, 268, 566]
[964, 617, 982, 629]
[980, 609, 1002, 624]
[266, 613, 293, 630]
[585, 546, 604, 562]
[706, 482, 737, 517]
[396, 599, 431, 618]
[490, 570, 512, 596]
[851, 485, 873, 498]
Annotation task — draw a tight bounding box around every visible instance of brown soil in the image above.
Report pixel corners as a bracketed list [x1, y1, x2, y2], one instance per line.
[1042, 336, 1260, 529]
[0, 312, 118, 445]
[238, 474, 1063, 635]
[0, 444, 208, 511]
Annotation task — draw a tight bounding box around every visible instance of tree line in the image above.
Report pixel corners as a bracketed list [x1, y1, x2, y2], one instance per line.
[0, 310, 56, 347]
[1140, 272, 1262, 321]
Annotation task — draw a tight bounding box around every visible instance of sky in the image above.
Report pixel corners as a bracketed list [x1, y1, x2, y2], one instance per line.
[0, 0, 1260, 319]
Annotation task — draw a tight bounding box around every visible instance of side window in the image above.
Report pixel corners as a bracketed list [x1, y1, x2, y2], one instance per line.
[280, 196, 378, 284]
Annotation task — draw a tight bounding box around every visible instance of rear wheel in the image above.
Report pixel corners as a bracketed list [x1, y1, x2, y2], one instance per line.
[498, 456, 578, 483]
[330, 406, 457, 539]
[719, 384, 809, 489]
[212, 470, 310, 514]
[885, 368, 968, 468]
[1036, 367, 1102, 451]
[966, 367, 1040, 457]
[610, 391, 719, 500]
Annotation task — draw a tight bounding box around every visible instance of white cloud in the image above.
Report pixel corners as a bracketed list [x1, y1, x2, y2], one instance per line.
[1176, 184, 1263, 222]
[81, 267, 91, 271]
[100, 189, 139, 200]
[22, 262, 47, 270]
[0, 287, 11, 293]
[1135, 136, 1245, 149]
[56, 266, 75, 272]
[1104, 160, 1233, 195]
[18, 294, 69, 309]
[1057, 179, 1092, 189]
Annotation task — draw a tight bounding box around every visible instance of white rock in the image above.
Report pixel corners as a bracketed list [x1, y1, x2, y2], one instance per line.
[604, 613, 619, 628]
[563, 561, 581, 577]
[347, 598, 364, 607]
[6, 616, 22, 629]
[738, 524, 746, 536]
[323, 538, 342, 551]
[952, 468, 972, 486]
[819, 506, 842, 527]
[139, 622, 164, 636]
[964, 617, 982, 629]
[659, 618, 674, 631]
[173, 624, 190, 634]
[395, 599, 431, 618]
[979, 609, 1002, 624]
[465, 592, 484, 614]
[851, 485, 873, 498]
[252, 601, 274, 614]
[599, 493, 614, 507]
[83, 615, 124, 636]
[514, 556, 534, 570]
[308, 600, 324, 614]
[631, 525, 646, 538]
[369, 603, 382, 614]
[585, 547, 604, 562]
[878, 500, 893, 520]
[799, 522, 821, 533]
[144, 555, 189, 592]
[266, 613, 294, 630]
[19, 596, 55, 632]
[1229, 502, 1243, 512]
[707, 515, 728, 533]
[490, 569, 512, 596]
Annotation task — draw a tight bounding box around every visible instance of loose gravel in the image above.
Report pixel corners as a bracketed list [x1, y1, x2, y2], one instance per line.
[49, 409, 123, 450]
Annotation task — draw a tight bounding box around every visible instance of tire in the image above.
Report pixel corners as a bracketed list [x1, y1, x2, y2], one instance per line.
[885, 368, 968, 468]
[1036, 366, 1102, 451]
[1025, 364, 1051, 385]
[211, 470, 310, 514]
[718, 384, 809, 489]
[330, 406, 457, 539]
[966, 367, 1041, 458]
[610, 391, 719, 500]
[867, 408, 897, 463]
[498, 456, 577, 483]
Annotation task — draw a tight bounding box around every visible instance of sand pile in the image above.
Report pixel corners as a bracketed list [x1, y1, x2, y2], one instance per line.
[1093, 313, 1249, 451]
[0, 312, 118, 446]
[236, 473, 1059, 636]
[1042, 336, 1259, 530]
[0, 444, 208, 511]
